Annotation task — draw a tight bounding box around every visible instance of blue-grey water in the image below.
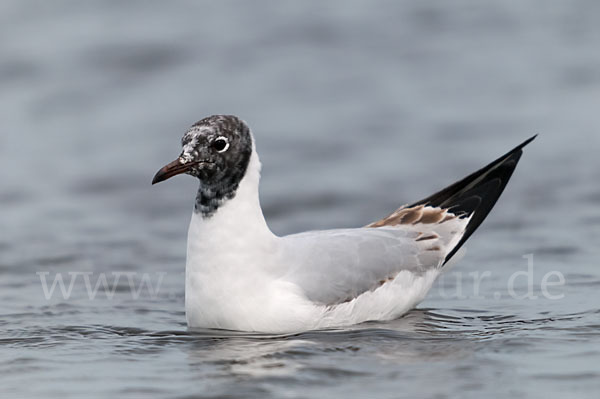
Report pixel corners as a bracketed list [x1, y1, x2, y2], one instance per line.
[1, 1, 599, 398]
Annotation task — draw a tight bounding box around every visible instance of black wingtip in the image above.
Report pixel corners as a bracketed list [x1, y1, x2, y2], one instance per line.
[515, 134, 537, 151]
[409, 135, 537, 265]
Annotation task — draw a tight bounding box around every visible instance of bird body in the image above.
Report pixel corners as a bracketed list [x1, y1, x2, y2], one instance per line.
[152, 115, 535, 333]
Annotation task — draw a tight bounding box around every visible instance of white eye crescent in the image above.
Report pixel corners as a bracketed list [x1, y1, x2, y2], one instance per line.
[213, 137, 229, 153]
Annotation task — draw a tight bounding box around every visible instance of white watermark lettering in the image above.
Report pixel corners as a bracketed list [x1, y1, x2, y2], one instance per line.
[507, 254, 538, 300]
[37, 272, 167, 300]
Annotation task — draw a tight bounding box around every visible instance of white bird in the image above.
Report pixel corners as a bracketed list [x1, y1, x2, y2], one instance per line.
[152, 115, 535, 333]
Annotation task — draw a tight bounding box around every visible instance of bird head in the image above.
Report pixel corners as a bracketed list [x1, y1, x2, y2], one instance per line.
[152, 115, 253, 188]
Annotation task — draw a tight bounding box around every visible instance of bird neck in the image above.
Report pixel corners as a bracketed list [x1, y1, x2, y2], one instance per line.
[188, 149, 272, 244]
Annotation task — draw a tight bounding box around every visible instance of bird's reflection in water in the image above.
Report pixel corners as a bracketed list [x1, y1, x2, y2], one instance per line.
[181, 308, 484, 380]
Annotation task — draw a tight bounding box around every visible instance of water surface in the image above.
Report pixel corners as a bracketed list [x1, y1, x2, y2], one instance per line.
[1, 1, 599, 398]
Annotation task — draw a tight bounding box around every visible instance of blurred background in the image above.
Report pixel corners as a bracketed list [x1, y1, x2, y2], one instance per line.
[1, 1, 599, 398]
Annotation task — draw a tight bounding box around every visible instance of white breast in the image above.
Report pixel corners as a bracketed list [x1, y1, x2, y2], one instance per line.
[184, 150, 320, 331]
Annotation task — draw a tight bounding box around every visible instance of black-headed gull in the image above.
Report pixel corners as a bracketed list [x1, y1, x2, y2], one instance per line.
[152, 115, 535, 333]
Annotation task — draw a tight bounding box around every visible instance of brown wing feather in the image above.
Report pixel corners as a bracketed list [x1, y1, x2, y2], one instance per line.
[367, 135, 536, 265]
[367, 205, 457, 228]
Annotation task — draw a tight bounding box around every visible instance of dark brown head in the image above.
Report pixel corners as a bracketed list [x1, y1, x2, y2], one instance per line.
[152, 115, 253, 216]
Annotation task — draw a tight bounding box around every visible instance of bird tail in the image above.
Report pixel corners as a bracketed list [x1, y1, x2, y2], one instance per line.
[409, 135, 537, 264]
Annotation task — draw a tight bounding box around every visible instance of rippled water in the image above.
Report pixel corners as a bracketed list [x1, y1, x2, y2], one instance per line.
[2, 1, 599, 398]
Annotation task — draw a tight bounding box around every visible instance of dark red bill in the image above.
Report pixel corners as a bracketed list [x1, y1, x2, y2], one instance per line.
[152, 159, 191, 185]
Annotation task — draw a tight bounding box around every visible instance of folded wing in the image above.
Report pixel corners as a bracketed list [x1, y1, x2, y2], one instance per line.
[282, 136, 536, 306]
[281, 214, 465, 305]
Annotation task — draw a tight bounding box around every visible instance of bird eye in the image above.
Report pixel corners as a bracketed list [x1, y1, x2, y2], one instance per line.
[212, 137, 229, 153]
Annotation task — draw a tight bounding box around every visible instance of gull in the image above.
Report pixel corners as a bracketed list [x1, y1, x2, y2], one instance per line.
[152, 115, 535, 333]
